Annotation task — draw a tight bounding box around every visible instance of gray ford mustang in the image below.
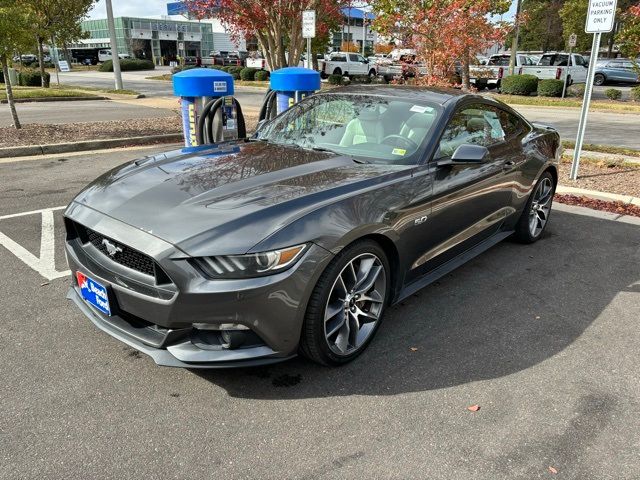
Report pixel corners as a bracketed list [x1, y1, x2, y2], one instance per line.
[65, 85, 560, 368]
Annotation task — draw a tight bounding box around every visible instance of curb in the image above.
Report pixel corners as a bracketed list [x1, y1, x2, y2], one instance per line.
[0, 96, 108, 104]
[556, 185, 640, 207]
[0, 134, 183, 159]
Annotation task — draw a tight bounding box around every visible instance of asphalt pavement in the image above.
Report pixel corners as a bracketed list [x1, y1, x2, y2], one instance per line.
[0, 146, 639, 479]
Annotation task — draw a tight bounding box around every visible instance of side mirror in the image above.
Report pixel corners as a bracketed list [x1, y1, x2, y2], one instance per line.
[439, 144, 490, 166]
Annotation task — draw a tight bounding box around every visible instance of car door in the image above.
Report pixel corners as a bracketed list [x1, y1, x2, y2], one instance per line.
[621, 61, 639, 83]
[408, 102, 516, 279]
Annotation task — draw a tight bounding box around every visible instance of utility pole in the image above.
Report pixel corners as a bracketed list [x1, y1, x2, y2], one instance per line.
[106, 0, 123, 90]
[508, 0, 522, 76]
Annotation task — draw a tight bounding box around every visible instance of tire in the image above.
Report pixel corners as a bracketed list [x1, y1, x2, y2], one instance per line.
[368, 69, 376, 77]
[513, 171, 556, 244]
[333, 68, 342, 76]
[566, 75, 573, 86]
[594, 73, 606, 86]
[299, 240, 391, 366]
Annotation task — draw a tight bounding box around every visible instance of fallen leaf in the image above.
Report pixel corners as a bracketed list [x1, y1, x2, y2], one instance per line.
[40, 282, 49, 287]
[467, 404, 480, 412]
[410, 347, 418, 352]
[548, 466, 558, 474]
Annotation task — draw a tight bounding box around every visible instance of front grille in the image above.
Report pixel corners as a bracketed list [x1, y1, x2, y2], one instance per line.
[83, 226, 156, 277]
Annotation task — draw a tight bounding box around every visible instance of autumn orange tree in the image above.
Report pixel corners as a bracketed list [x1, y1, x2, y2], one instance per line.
[187, 0, 346, 70]
[369, 0, 511, 89]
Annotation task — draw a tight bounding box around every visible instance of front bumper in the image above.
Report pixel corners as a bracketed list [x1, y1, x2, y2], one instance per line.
[64, 203, 333, 368]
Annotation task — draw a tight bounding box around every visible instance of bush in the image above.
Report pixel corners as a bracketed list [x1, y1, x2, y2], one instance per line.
[328, 74, 343, 85]
[18, 69, 50, 87]
[537, 79, 564, 97]
[351, 75, 372, 84]
[99, 59, 155, 72]
[228, 66, 243, 75]
[605, 88, 622, 100]
[255, 70, 269, 81]
[240, 67, 257, 81]
[500, 74, 538, 95]
[631, 86, 640, 102]
[171, 65, 195, 74]
[567, 84, 585, 98]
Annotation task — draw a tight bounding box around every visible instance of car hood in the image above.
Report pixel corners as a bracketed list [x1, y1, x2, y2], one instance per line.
[73, 141, 406, 256]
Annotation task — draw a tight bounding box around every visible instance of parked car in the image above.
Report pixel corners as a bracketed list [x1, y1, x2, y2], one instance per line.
[469, 53, 536, 90]
[320, 52, 377, 78]
[97, 50, 131, 62]
[246, 53, 268, 70]
[521, 52, 589, 85]
[65, 85, 560, 368]
[594, 59, 639, 86]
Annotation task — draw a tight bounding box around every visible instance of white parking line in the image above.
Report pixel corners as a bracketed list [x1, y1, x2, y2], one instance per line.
[0, 206, 70, 280]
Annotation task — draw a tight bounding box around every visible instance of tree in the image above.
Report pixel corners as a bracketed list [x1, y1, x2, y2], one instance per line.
[0, 1, 36, 129]
[17, 0, 95, 87]
[370, 0, 511, 89]
[617, 3, 640, 65]
[188, 0, 346, 70]
[517, 0, 565, 51]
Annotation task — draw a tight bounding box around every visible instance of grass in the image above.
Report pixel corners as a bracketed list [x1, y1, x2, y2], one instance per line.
[560, 153, 640, 169]
[563, 140, 640, 158]
[0, 85, 96, 100]
[487, 93, 640, 113]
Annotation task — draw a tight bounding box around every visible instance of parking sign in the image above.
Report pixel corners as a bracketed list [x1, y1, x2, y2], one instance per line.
[585, 0, 617, 33]
[302, 10, 316, 38]
[569, 33, 577, 47]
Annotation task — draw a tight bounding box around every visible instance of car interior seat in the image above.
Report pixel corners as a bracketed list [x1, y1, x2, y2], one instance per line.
[399, 112, 437, 145]
[340, 108, 384, 146]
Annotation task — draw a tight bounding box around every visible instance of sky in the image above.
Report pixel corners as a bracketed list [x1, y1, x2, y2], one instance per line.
[88, 0, 519, 21]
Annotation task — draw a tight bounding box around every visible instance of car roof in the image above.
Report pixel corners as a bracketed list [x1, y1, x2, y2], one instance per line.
[320, 85, 467, 105]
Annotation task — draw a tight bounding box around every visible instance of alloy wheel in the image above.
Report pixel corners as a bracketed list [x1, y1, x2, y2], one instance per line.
[529, 177, 554, 237]
[324, 253, 387, 356]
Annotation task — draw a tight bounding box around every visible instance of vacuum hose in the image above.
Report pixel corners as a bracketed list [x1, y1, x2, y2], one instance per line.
[195, 97, 247, 146]
[258, 89, 278, 123]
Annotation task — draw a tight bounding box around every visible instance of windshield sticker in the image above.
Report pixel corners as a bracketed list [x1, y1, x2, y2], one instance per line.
[392, 148, 407, 156]
[410, 105, 429, 113]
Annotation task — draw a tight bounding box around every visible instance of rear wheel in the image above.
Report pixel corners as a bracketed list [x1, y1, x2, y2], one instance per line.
[333, 68, 342, 76]
[513, 172, 555, 244]
[368, 69, 376, 77]
[300, 240, 390, 366]
[594, 73, 606, 86]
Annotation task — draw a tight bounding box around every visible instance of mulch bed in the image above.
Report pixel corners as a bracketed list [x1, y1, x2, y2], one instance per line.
[1, 114, 259, 148]
[559, 157, 640, 198]
[554, 194, 640, 218]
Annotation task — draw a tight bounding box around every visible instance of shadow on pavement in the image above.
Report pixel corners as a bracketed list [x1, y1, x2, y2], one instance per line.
[192, 210, 640, 399]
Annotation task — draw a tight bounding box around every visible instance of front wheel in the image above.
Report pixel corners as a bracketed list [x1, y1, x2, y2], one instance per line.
[513, 172, 555, 244]
[594, 73, 606, 86]
[300, 240, 390, 366]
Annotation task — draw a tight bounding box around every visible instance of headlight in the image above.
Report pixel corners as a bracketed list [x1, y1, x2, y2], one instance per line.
[192, 244, 308, 279]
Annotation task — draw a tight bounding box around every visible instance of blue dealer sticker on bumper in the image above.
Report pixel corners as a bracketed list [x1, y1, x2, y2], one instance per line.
[76, 271, 111, 316]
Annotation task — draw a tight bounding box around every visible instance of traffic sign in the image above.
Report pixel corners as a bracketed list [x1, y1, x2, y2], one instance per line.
[585, 0, 618, 33]
[302, 10, 316, 38]
[569, 33, 577, 48]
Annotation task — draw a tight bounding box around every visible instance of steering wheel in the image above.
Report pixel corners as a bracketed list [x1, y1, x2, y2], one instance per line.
[381, 135, 419, 151]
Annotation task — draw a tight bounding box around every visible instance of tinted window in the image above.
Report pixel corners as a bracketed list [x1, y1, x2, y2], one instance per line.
[436, 104, 506, 158]
[574, 55, 586, 66]
[349, 54, 359, 62]
[332, 55, 346, 62]
[488, 56, 510, 66]
[498, 109, 527, 139]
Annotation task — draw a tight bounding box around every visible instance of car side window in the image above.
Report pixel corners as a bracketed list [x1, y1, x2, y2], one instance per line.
[436, 104, 506, 159]
[497, 109, 527, 140]
[349, 54, 359, 62]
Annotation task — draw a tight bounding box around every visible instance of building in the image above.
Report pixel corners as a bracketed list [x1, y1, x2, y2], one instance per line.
[73, 16, 217, 65]
[332, 7, 377, 54]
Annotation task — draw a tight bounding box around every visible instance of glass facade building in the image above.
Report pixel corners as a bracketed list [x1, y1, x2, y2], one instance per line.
[75, 17, 215, 65]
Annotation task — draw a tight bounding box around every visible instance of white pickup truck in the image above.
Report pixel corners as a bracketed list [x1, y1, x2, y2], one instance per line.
[521, 52, 589, 85]
[320, 52, 377, 78]
[469, 53, 536, 90]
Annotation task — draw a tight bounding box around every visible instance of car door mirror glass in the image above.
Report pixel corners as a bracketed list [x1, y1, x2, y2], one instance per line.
[450, 144, 490, 163]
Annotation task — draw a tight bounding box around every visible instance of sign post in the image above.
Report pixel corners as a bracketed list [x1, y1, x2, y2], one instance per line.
[302, 10, 316, 70]
[570, 0, 617, 180]
[562, 33, 577, 99]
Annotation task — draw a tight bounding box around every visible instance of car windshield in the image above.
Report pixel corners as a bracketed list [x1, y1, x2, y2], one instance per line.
[256, 94, 441, 164]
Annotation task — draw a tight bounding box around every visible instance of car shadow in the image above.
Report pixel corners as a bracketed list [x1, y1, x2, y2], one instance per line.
[191, 210, 640, 399]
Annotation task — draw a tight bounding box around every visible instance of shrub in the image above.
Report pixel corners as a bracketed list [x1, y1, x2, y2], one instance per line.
[328, 74, 343, 85]
[254, 70, 269, 81]
[228, 66, 243, 75]
[18, 69, 50, 87]
[351, 74, 372, 84]
[171, 65, 195, 74]
[630, 86, 640, 102]
[99, 59, 155, 72]
[240, 67, 257, 81]
[537, 79, 564, 97]
[567, 84, 585, 97]
[500, 74, 538, 95]
[605, 88, 622, 100]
